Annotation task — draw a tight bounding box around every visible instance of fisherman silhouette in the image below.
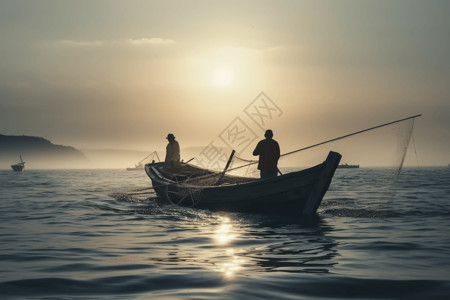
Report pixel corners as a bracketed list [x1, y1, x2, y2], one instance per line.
[164, 133, 180, 168]
[252, 129, 280, 179]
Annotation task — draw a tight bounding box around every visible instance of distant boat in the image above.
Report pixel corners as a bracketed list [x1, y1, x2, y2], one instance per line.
[338, 163, 359, 169]
[127, 152, 160, 171]
[127, 162, 145, 171]
[11, 155, 25, 172]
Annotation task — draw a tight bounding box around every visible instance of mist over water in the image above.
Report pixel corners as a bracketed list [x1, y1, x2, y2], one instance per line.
[0, 166, 449, 299]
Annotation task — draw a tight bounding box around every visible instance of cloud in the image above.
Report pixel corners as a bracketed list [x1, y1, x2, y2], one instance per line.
[57, 38, 176, 48]
[59, 40, 104, 47]
[127, 38, 176, 46]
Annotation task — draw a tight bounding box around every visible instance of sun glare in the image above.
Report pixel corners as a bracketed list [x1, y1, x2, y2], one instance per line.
[211, 64, 235, 87]
[215, 218, 235, 245]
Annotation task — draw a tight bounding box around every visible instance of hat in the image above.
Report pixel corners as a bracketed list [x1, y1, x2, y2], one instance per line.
[264, 129, 273, 138]
[166, 133, 175, 140]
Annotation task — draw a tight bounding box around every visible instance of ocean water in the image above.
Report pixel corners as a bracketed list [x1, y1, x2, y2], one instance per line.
[0, 167, 449, 299]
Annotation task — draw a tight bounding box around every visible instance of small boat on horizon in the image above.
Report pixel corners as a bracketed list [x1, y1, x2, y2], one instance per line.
[338, 163, 359, 169]
[126, 161, 145, 171]
[145, 151, 341, 219]
[127, 152, 160, 171]
[11, 155, 25, 172]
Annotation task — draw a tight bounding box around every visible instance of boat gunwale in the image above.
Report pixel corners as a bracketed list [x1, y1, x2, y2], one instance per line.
[147, 160, 326, 191]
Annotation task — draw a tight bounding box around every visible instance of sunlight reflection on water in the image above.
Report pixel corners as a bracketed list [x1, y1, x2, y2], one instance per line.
[213, 217, 244, 279]
[214, 217, 235, 245]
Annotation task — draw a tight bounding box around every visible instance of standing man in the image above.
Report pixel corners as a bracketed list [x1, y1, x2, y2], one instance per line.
[165, 133, 180, 168]
[252, 129, 280, 179]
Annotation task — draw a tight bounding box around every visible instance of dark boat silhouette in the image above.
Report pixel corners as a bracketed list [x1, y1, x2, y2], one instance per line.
[145, 151, 341, 218]
[11, 155, 25, 172]
[338, 163, 359, 169]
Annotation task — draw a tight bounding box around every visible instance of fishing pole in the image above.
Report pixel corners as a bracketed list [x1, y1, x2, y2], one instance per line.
[138, 151, 158, 164]
[226, 114, 422, 172]
[280, 114, 422, 158]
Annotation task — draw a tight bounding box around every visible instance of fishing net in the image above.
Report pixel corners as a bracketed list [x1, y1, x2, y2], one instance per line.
[274, 118, 415, 171]
[271, 117, 416, 206]
[158, 161, 257, 207]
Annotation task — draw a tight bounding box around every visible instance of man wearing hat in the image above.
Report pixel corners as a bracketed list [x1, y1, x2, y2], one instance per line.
[165, 133, 180, 168]
[252, 129, 280, 179]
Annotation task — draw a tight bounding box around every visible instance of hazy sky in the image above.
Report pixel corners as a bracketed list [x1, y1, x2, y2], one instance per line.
[1, 0, 449, 166]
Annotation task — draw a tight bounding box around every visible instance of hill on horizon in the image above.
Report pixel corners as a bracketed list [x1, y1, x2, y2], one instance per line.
[0, 134, 89, 169]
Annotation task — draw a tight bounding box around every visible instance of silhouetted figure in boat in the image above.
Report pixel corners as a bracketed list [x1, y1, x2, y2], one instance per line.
[165, 133, 180, 168]
[253, 129, 280, 179]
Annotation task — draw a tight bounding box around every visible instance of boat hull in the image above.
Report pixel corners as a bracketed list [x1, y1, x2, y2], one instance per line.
[11, 163, 24, 172]
[338, 164, 359, 169]
[145, 151, 341, 217]
[126, 167, 144, 171]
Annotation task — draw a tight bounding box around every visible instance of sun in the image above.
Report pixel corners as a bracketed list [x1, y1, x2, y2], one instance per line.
[211, 64, 235, 87]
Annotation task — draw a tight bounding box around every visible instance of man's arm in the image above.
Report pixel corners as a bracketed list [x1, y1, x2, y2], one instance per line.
[276, 141, 280, 160]
[164, 144, 170, 162]
[175, 141, 180, 155]
[253, 141, 261, 156]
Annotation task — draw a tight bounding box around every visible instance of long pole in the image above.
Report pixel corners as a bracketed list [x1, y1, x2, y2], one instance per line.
[138, 152, 156, 164]
[280, 114, 422, 158]
[226, 114, 422, 172]
[214, 150, 236, 185]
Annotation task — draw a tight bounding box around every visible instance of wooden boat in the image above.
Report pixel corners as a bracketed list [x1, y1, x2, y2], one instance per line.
[145, 151, 341, 218]
[11, 155, 25, 172]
